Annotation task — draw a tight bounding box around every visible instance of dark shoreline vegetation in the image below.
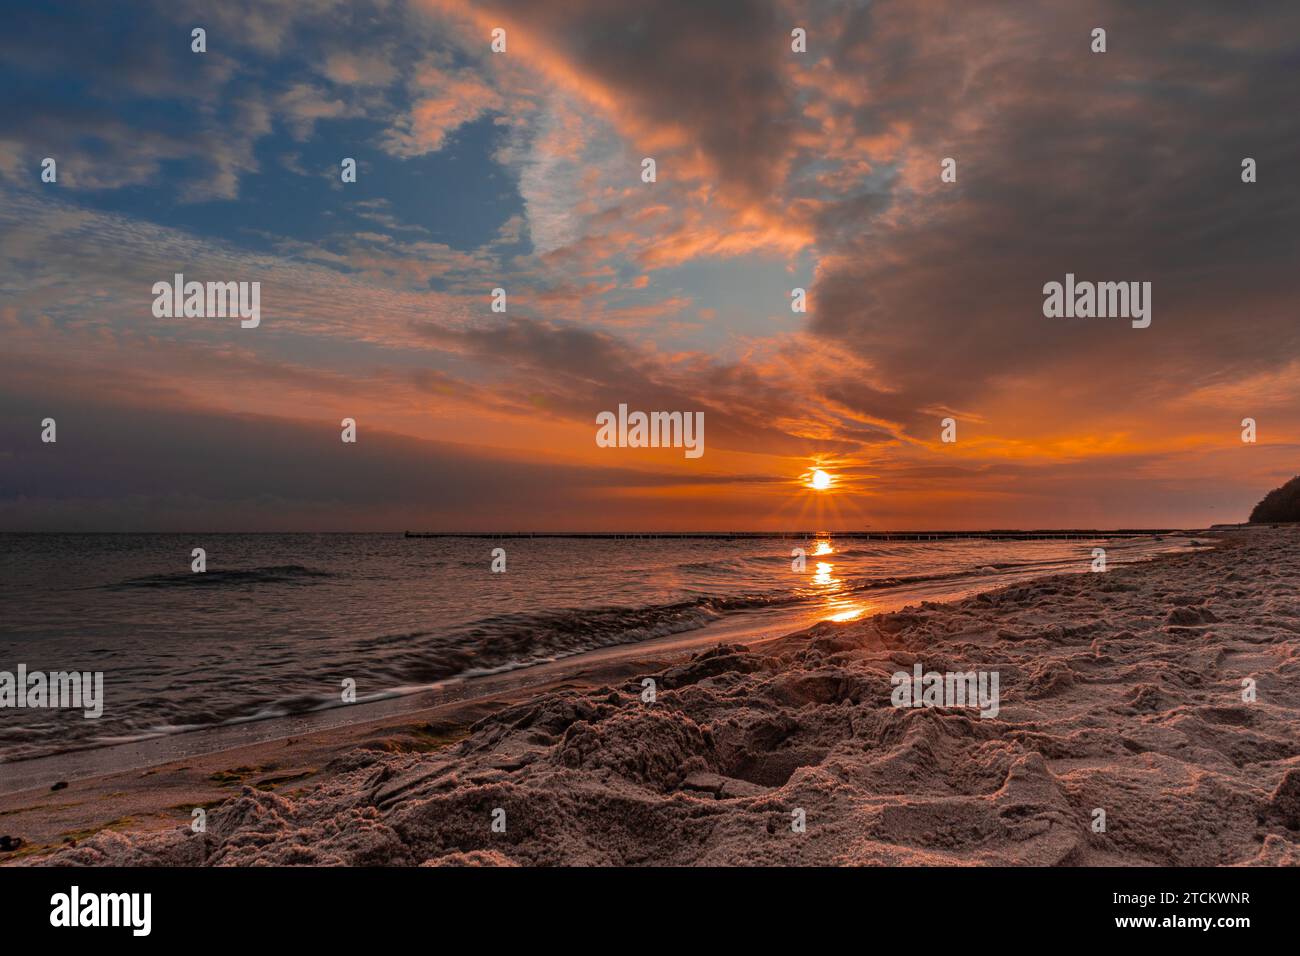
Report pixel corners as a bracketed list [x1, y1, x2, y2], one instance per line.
[1250, 475, 1300, 523]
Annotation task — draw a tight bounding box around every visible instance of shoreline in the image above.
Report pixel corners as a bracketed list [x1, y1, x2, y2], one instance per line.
[0, 652, 676, 862]
[7, 528, 1298, 866]
[0, 534, 1197, 790]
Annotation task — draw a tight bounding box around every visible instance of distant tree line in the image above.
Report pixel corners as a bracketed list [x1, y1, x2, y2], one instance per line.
[1250, 475, 1300, 522]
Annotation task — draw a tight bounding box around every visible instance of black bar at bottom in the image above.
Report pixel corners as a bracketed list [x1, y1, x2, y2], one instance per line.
[0, 865, 1280, 942]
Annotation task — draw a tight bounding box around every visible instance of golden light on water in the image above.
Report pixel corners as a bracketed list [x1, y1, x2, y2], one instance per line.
[790, 472, 873, 625]
[813, 561, 834, 586]
[803, 538, 871, 622]
[826, 605, 867, 622]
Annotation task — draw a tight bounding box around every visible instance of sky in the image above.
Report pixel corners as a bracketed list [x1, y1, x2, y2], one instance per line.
[1, 0, 1298, 532]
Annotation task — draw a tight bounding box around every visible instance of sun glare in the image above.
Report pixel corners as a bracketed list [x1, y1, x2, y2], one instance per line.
[826, 605, 867, 623]
[813, 561, 834, 586]
[810, 469, 832, 491]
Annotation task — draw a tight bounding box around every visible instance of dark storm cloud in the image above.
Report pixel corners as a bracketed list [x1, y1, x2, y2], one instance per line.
[461, 0, 806, 204]
[805, 0, 1300, 429]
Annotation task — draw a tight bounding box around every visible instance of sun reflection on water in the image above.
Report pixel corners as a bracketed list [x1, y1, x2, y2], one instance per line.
[813, 561, 834, 586]
[825, 603, 868, 622]
[806, 545, 872, 622]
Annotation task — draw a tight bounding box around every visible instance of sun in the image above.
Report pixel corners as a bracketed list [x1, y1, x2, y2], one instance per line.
[810, 469, 832, 491]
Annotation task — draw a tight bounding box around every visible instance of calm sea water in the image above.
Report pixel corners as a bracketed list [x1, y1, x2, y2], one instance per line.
[0, 533, 1194, 762]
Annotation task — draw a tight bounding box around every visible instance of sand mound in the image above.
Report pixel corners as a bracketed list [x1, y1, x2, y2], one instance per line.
[30, 529, 1300, 866]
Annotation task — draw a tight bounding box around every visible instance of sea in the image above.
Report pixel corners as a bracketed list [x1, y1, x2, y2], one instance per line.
[0, 532, 1197, 771]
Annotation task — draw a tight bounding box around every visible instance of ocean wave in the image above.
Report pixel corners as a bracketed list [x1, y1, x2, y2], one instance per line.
[106, 564, 333, 589]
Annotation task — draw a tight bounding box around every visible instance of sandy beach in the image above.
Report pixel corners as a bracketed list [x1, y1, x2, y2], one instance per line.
[5, 527, 1298, 867]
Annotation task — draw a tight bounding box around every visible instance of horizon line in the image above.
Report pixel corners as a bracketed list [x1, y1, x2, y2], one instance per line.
[1, 527, 1235, 538]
